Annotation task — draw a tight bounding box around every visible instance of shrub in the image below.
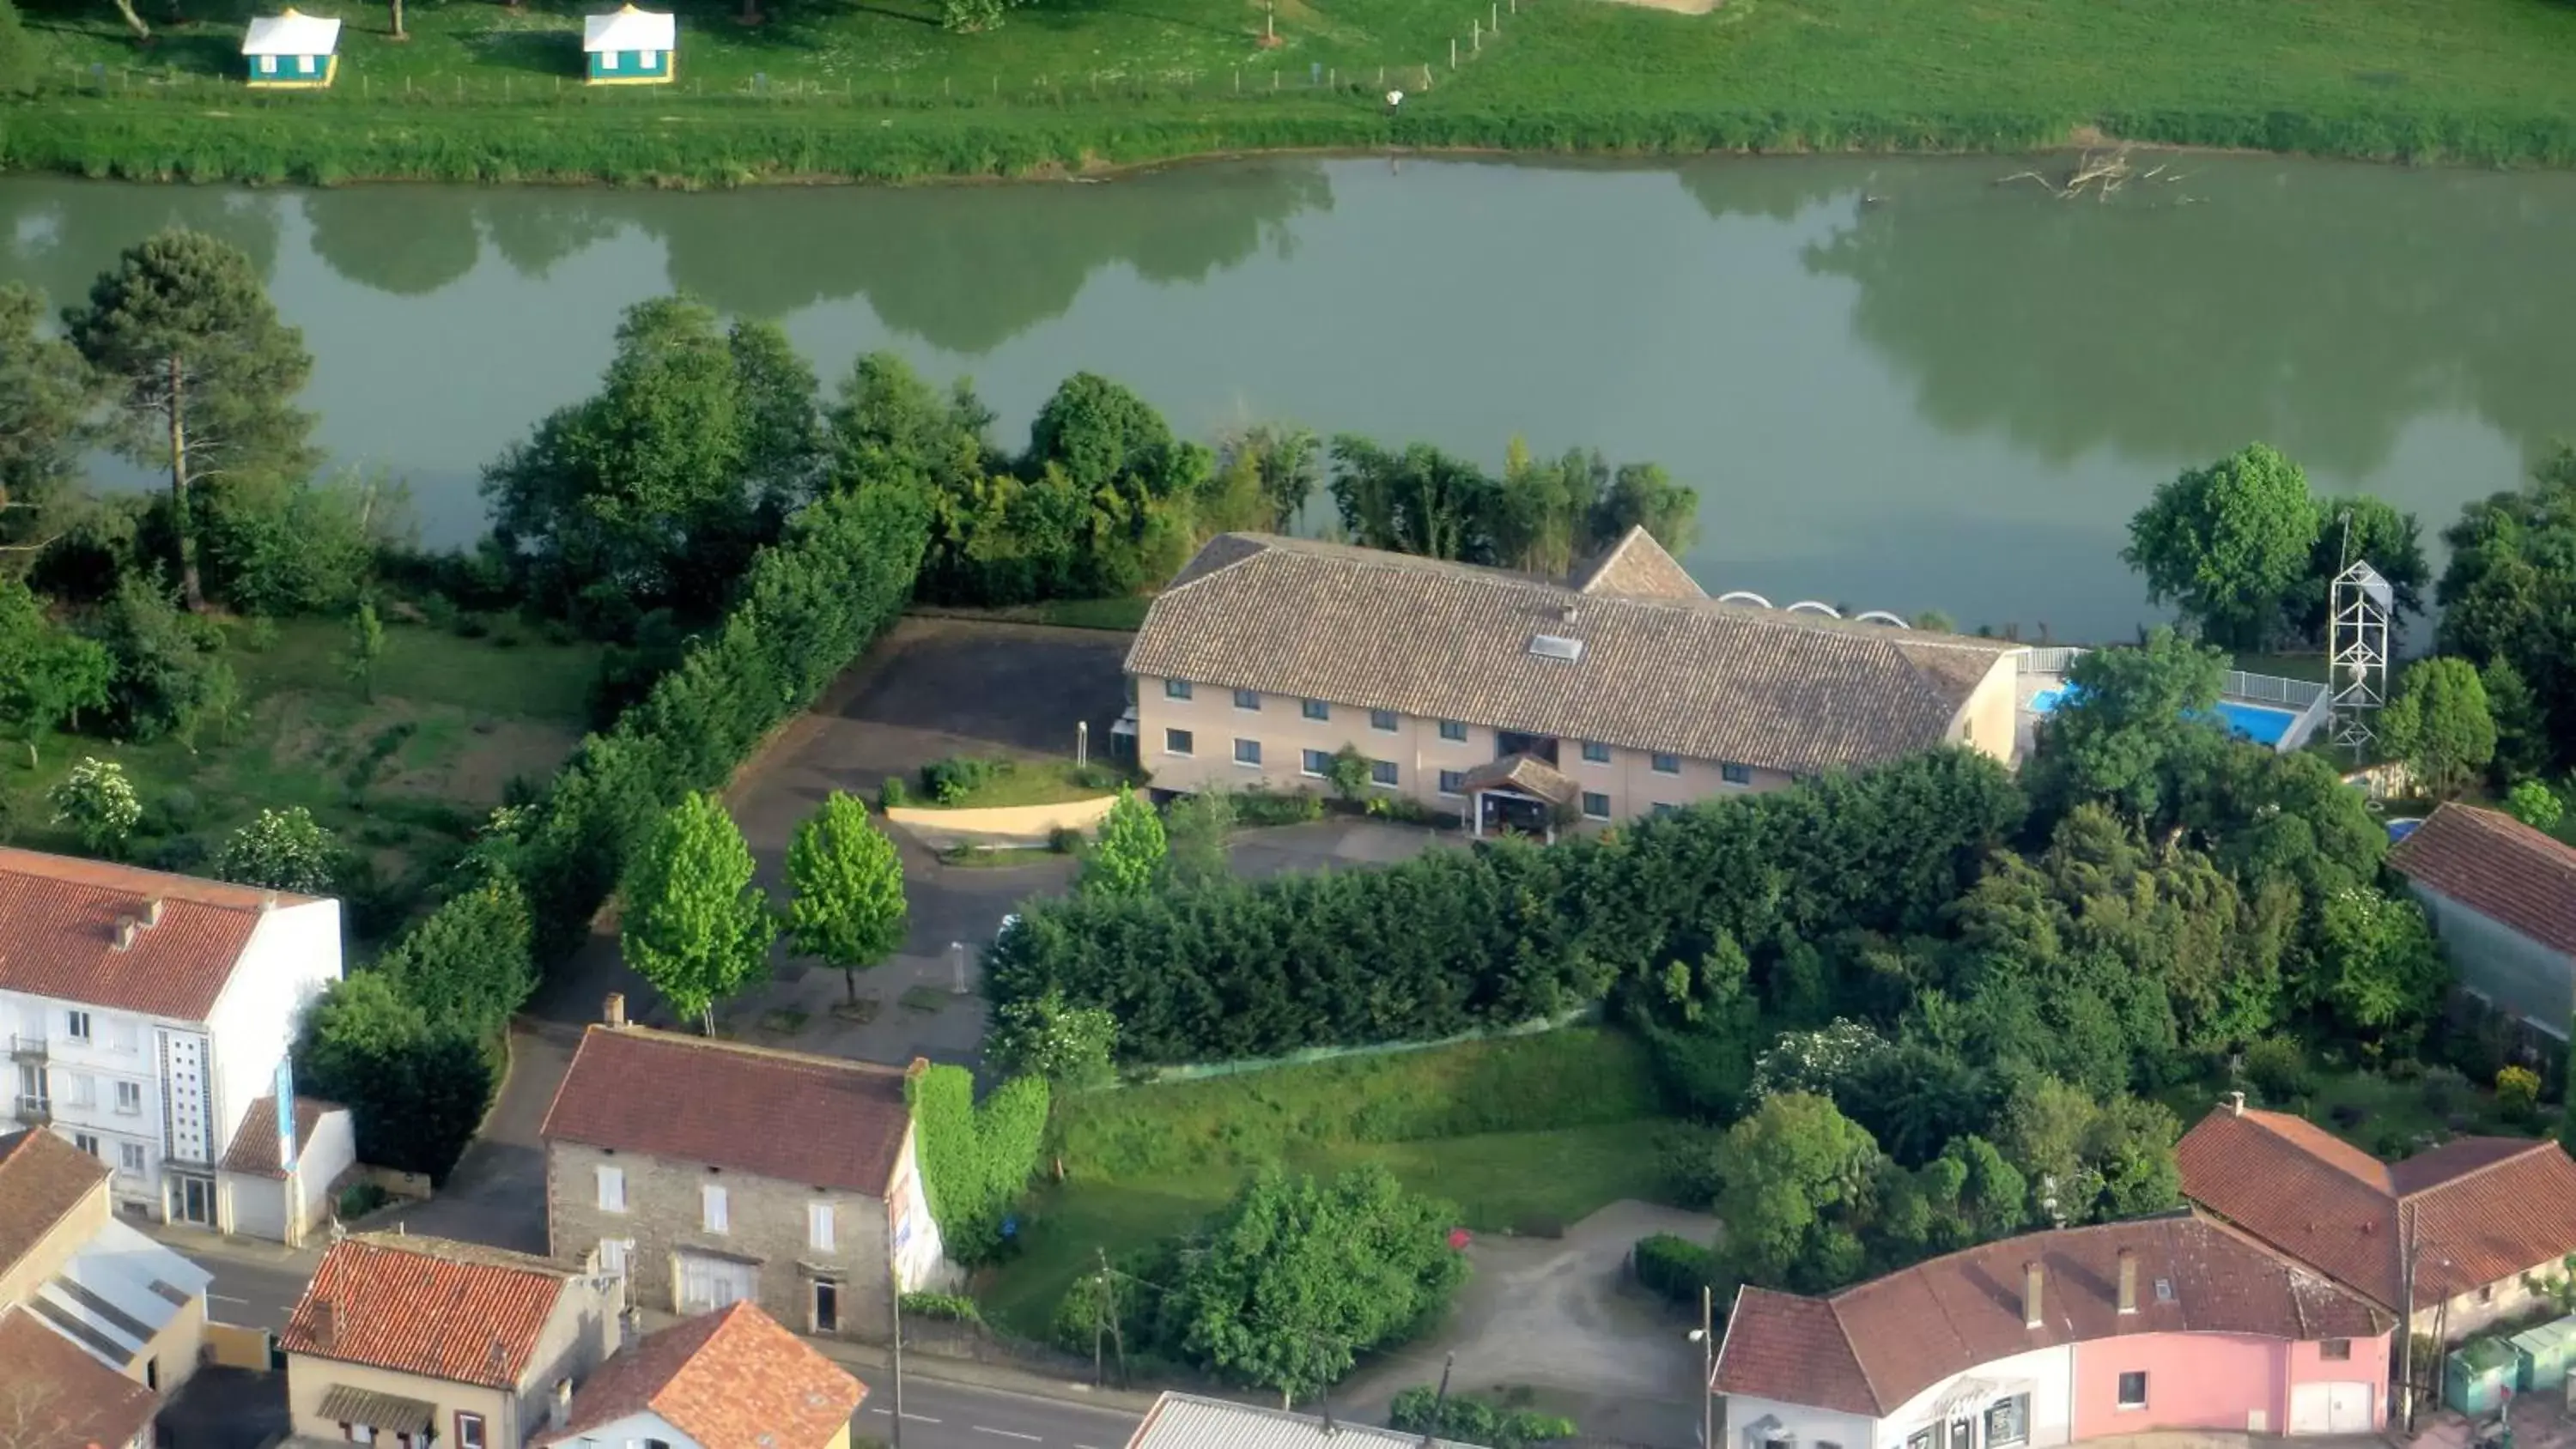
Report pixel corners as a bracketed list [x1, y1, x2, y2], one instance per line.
[335, 1181, 390, 1220]
[900, 1291, 986, 1324]
[922, 755, 1000, 804]
[2499, 1065, 2543, 1118]
[1389, 1387, 1578, 1448]
[2420, 1064, 2471, 1117]
[1634, 1233, 1715, 1306]
[2240, 1035, 2312, 1103]
[48, 757, 142, 858]
[878, 776, 910, 810]
[2506, 779, 2566, 832]
[1048, 825, 1084, 854]
[1233, 785, 1325, 826]
[905, 1064, 1049, 1264]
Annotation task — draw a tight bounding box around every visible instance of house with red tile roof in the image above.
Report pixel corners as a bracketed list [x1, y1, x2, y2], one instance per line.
[280, 1233, 623, 1449]
[2177, 1096, 2576, 1340]
[539, 1006, 950, 1346]
[0, 846, 343, 1238]
[1713, 1216, 2392, 1449]
[2387, 803, 2576, 1038]
[535, 1301, 865, 1449]
[0, 1128, 216, 1446]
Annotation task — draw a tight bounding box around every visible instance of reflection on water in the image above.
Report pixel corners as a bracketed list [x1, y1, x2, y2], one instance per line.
[3, 155, 2567, 640]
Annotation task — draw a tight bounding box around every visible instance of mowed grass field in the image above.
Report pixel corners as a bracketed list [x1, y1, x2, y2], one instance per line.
[975, 1028, 1681, 1338]
[10, 0, 2576, 180]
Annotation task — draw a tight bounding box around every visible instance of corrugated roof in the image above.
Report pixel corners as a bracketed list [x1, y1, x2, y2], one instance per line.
[1124, 1392, 1480, 1449]
[2178, 1106, 2576, 1309]
[282, 1234, 577, 1390]
[541, 1026, 912, 1196]
[1717, 1216, 2388, 1416]
[0, 1129, 109, 1279]
[0, 846, 316, 1022]
[34, 1215, 211, 1369]
[1127, 534, 2017, 777]
[2389, 803, 2576, 958]
[0, 1307, 160, 1449]
[538, 1302, 863, 1449]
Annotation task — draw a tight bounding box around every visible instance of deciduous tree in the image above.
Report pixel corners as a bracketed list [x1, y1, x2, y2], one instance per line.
[0, 578, 110, 766]
[2378, 658, 2495, 799]
[2025, 626, 2228, 823]
[987, 987, 1117, 1088]
[621, 791, 775, 1034]
[0, 283, 95, 572]
[340, 597, 385, 701]
[2123, 443, 2318, 650]
[64, 229, 316, 611]
[1711, 1091, 1880, 1293]
[784, 791, 908, 1006]
[2436, 447, 2576, 773]
[378, 877, 538, 1037]
[1078, 787, 1164, 899]
[215, 805, 341, 894]
[47, 756, 139, 857]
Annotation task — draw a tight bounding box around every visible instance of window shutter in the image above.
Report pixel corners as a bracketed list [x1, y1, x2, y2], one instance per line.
[596, 1164, 625, 1211]
[809, 1202, 835, 1252]
[703, 1184, 728, 1233]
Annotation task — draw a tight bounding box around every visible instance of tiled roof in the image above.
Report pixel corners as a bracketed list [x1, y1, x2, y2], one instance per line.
[541, 1026, 912, 1196]
[1570, 526, 1710, 602]
[2389, 803, 2576, 957]
[0, 1129, 108, 1277]
[538, 1302, 863, 1449]
[0, 1307, 161, 1449]
[281, 1234, 576, 1389]
[2178, 1106, 2576, 1309]
[0, 846, 319, 1021]
[220, 1095, 343, 1179]
[1715, 1216, 2388, 1416]
[1127, 534, 2019, 777]
[1455, 752, 1579, 806]
[1125, 1392, 1480, 1449]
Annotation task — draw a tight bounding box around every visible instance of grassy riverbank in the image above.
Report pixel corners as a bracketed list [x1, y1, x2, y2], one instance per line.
[10, 0, 2576, 181]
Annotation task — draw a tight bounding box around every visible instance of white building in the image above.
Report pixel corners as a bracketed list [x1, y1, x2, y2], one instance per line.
[0, 847, 343, 1235]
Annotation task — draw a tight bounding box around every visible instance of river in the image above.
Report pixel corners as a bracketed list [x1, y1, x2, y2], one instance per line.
[5, 155, 2571, 641]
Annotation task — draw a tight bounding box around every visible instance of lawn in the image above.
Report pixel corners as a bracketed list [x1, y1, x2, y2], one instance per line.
[919, 756, 1125, 809]
[975, 1028, 1681, 1338]
[0, 614, 600, 941]
[12, 0, 2576, 181]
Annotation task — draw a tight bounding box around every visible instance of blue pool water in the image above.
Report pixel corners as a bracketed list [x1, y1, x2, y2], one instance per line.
[2028, 684, 2299, 747]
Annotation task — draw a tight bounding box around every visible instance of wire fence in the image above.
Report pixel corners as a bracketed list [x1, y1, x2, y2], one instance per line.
[33, 0, 1525, 112]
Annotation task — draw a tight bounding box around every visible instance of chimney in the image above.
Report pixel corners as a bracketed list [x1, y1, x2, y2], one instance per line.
[2116, 1249, 2138, 1316]
[261, 891, 279, 913]
[112, 919, 139, 952]
[142, 898, 163, 929]
[603, 992, 626, 1029]
[312, 1299, 336, 1352]
[2022, 1261, 2044, 1330]
[1560, 604, 1580, 625]
[552, 1377, 573, 1428]
[2228, 1090, 2246, 1117]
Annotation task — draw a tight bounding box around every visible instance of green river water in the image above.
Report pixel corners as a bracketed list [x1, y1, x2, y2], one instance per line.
[4, 154, 2570, 640]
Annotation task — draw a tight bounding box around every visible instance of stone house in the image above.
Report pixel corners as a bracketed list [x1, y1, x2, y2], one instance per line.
[1713, 1215, 2393, 1449]
[536, 1300, 864, 1449]
[1122, 530, 2025, 834]
[0, 1125, 213, 1448]
[2387, 802, 2576, 1038]
[278, 1232, 623, 1449]
[2178, 1099, 2576, 1341]
[539, 1005, 948, 1343]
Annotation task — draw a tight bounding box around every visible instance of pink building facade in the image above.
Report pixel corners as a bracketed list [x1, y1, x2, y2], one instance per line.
[2070, 1331, 2389, 1438]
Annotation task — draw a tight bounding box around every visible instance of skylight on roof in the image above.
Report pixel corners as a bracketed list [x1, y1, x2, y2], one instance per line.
[1528, 634, 1585, 662]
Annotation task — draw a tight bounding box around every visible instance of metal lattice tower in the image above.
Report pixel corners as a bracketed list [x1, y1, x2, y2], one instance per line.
[2329, 560, 2392, 758]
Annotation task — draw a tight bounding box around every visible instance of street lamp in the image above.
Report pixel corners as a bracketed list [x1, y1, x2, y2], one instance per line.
[1687, 1286, 1715, 1449]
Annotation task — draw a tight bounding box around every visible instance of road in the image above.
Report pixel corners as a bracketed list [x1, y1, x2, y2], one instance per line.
[191, 1251, 312, 1334]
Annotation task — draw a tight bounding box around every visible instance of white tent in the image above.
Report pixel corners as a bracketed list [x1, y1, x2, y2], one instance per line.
[241, 9, 342, 54]
[584, 5, 675, 52]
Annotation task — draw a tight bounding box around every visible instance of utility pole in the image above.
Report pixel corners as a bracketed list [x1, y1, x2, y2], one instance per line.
[1419, 1353, 1455, 1444]
[1687, 1284, 1716, 1449]
[890, 1262, 906, 1449]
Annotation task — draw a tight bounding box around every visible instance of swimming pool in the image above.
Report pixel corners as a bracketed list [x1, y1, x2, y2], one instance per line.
[2027, 684, 2300, 747]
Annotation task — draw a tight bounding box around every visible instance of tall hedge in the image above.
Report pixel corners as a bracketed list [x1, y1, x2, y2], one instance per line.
[985, 749, 2025, 1065]
[513, 482, 930, 959]
[905, 1064, 1050, 1264]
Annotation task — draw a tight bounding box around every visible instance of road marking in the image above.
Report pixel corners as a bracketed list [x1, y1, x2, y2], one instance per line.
[903, 1415, 943, 1424]
[1077, 1441, 1108, 1447]
[972, 1429, 1042, 1441]
[209, 1294, 250, 1306]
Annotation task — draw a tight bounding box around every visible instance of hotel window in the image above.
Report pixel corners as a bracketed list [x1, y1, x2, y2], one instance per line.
[2321, 1338, 2352, 1361]
[1302, 749, 1331, 778]
[72, 1131, 100, 1157]
[1582, 792, 1610, 820]
[66, 1074, 95, 1109]
[64, 1010, 90, 1042]
[702, 1183, 729, 1234]
[1580, 741, 1611, 765]
[1985, 1394, 2032, 1446]
[1234, 688, 1262, 712]
[1437, 771, 1465, 797]
[118, 1142, 146, 1175]
[1164, 728, 1194, 756]
[1370, 709, 1399, 733]
[115, 1081, 142, 1115]
[595, 1164, 627, 1212]
[453, 1415, 486, 1449]
[1649, 753, 1680, 775]
[1165, 678, 1193, 700]
[1438, 719, 1467, 743]
[1303, 699, 1331, 721]
[2116, 1373, 2148, 1410]
[1370, 760, 1399, 787]
[1721, 762, 1753, 785]
[1234, 738, 1262, 767]
[809, 1202, 837, 1252]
